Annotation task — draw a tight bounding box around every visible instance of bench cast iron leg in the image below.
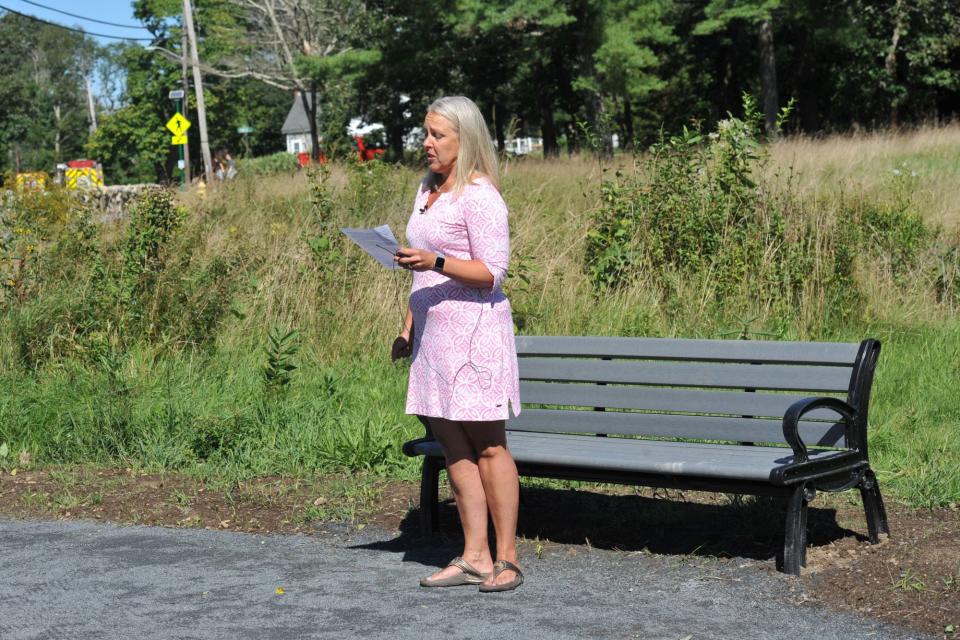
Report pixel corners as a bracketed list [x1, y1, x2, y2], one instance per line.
[419, 457, 442, 536]
[782, 483, 814, 576]
[859, 469, 890, 543]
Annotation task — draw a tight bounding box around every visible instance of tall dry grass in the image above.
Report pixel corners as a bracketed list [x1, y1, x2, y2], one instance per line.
[770, 123, 960, 226]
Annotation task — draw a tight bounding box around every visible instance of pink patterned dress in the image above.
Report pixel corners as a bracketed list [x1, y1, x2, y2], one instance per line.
[404, 177, 521, 421]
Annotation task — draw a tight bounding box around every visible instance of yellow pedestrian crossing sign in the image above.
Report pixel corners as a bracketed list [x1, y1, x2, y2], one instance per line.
[171, 133, 188, 145]
[166, 112, 191, 136]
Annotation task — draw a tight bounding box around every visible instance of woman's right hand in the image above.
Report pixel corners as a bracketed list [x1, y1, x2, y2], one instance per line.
[391, 325, 414, 361]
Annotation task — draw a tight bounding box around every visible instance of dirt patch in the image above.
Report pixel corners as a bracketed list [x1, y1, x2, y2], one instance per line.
[1, 467, 956, 638]
[0, 467, 418, 535]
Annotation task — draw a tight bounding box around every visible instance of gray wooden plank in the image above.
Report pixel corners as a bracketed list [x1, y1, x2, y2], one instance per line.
[519, 382, 846, 420]
[515, 335, 861, 366]
[519, 358, 852, 392]
[502, 431, 849, 481]
[408, 432, 853, 481]
[508, 408, 846, 447]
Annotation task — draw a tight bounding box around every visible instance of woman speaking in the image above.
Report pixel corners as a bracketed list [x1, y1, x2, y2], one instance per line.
[392, 96, 523, 592]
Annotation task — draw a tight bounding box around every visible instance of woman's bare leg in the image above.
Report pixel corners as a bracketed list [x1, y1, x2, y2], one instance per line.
[462, 420, 521, 587]
[423, 417, 494, 581]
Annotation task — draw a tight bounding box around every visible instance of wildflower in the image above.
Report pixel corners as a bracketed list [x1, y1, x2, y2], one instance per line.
[892, 169, 901, 176]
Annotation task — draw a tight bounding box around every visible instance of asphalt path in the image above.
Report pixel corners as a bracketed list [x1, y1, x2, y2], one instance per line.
[0, 518, 929, 640]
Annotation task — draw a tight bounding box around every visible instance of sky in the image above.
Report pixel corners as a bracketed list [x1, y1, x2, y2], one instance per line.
[0, 0, 152, 45]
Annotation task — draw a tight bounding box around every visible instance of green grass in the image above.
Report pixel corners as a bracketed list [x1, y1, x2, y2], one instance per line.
[1, 125, 959, 507]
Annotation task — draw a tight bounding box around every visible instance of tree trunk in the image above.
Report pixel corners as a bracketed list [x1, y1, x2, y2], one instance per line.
[716, 47, 736, 122]
[539, 97, 558, 157]
[623, 96, 635, 149]
[535, 64, 559, 157]
[564, 123, 577, 156]
[302, 83, 321, 161]
[758, 18, 780, 137]
[596, 95, 613, 158]
[387, 97, 404, 161]
[492, 101, 506, 152]
[796, 26, 820, 133]
[885, 0, 906, 127]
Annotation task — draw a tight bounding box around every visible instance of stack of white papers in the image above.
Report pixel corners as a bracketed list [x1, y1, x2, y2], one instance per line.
[341, 224, 400, 270]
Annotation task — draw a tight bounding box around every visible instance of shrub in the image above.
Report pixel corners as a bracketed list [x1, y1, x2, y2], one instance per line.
[236, 152, 300, 177]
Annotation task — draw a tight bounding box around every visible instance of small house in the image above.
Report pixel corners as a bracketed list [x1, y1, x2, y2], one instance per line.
[281, 92, 318, 154]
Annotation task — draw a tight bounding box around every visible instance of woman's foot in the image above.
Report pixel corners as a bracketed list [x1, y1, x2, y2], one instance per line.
[479, 559, 523, 592]
[420, 556, 493, 587]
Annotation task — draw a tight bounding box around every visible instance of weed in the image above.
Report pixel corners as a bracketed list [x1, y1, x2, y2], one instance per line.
[19, 491, 50, 509]
[262, 326, 299, 391]
[168, 489, 192, 509]
[891, 567, 927, 592]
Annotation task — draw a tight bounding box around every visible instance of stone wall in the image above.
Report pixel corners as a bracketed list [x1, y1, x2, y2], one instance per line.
[70, 184, 161, 221]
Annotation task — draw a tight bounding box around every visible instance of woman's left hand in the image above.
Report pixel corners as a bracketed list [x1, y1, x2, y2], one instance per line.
[395, 247, 437, 272]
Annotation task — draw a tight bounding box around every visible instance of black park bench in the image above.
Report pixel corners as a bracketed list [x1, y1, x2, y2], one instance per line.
[402, 335, 890, 575]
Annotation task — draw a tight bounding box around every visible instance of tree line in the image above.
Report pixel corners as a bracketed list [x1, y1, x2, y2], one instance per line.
[2, 0, 959, 183]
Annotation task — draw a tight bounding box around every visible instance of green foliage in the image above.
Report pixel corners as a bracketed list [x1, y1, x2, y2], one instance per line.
[586, 96, 791, 300]
[262, 326, 299, 392]
[857, 176, 931, 281]
[585, 95, 951, 331]
[87, 103, 170, 185]
[304, 165, 341, 274]
[0, 13, 94, 173]
[95, 188, 186, 336]
[236, 152, 299, 177]
[0, 187, 94, 307]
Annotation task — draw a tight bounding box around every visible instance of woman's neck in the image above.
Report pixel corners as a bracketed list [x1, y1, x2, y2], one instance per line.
[434, 170, 455, 193]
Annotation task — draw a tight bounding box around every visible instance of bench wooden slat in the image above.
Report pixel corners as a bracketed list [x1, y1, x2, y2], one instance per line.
[409, 431, 854, 482]
[519, 358, 852, 392]
[515, 336, 861, 366]
[519, 382, 846, 420]
[509, 408, 846, 447]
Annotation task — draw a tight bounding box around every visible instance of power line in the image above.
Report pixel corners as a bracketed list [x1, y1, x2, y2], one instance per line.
[18, 0, 150, 30]
[0, 4, 155, 41]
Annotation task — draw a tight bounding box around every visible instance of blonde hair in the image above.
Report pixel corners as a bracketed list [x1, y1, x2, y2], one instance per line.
[425, 96, 500, 193]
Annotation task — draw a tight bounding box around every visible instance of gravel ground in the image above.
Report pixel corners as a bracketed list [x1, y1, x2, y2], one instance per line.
[0, 518, 931, 640]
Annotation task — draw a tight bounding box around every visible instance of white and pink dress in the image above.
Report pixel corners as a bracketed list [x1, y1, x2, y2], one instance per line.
[404, 177, 521, 422]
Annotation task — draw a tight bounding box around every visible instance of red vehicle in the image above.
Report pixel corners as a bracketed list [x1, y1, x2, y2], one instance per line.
[354, 136, 385, 162]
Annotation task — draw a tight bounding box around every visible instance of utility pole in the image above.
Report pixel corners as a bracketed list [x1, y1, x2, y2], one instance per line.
[180, 29, 192, 184]
[183, 0, 213, 185]
[85, 77, 97, 133]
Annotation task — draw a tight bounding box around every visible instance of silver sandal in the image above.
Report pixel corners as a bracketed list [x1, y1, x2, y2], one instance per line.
[420, 557, 490, 587]
[478, 559, 523, 592]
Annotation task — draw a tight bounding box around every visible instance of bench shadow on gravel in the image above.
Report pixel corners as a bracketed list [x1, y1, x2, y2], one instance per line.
[353, 485, 867, 569]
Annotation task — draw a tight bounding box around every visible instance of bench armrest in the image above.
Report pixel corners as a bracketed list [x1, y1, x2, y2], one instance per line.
[782, 397, 858, 463]
[402, 416, 436, 457]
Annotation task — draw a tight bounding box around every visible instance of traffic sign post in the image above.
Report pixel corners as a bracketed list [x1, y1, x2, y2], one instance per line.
[167, 95, 191, 188]
[237, 125, 254, 157]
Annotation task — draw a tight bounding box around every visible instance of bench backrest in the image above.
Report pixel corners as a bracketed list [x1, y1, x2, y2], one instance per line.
[510, 336, 879, 449]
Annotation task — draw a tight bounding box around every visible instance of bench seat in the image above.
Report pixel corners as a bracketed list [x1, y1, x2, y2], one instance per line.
[408, 431, 863, 484]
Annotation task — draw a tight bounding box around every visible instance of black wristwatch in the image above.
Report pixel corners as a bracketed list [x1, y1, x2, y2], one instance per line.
[433, 253, 446, 273]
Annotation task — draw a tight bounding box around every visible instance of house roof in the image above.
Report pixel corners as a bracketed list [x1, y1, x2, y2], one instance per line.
[281, 92, 317, 135]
